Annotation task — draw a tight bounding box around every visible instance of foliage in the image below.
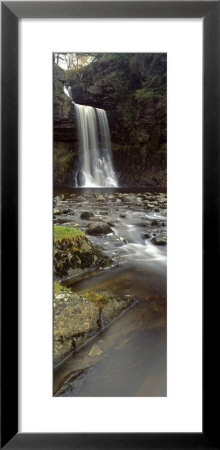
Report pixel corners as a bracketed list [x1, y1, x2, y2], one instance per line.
[55, 52, 166, 111]
[134, 88, 155, 102]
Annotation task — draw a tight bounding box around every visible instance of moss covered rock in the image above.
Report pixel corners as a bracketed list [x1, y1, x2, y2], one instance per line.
[53, 225, 111, 278]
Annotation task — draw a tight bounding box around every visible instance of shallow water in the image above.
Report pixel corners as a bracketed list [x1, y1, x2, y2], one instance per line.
[53, 189, 167, 396]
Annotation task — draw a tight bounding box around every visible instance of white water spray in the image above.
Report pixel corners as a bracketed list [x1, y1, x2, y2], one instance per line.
[64, 85, 118, 187]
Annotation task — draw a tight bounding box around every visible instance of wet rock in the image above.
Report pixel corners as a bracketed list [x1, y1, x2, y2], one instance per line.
[56, 204, 74, 214]
[158, 197, 167, 203]
[80, 211, 94, 220]
[151, 220, 160, 226]
[53, 208, 62, 215]
[120, 212, 126, 218]
[55, 205, 74, 215]
[136, 220, 151, 228]
[151, 234, 167, 246]
[88, 344, 103, 357]
[76, 196, 86, 202]
[143, 202, 155, 209]
[142, 232, 151, 239]
[53, 293, 100, 366]
[54, 368, 87, 396]
[99, 210, 109, 215]
[94, 194, 105, 202]
[54, 194, 64, 202]
[136, 197, 143, 205]
[54, 340, 73, 367]
[101, 296, 134, 328]
[53, 287, 135, 367]
[107, 221, 115, 227]
[53, 230, 111, 278]
[86, 222, 113, 236]
[120, 194, 134, 203]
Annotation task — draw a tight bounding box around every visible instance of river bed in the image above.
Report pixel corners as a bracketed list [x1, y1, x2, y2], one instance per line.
[53, 188, 167, 396]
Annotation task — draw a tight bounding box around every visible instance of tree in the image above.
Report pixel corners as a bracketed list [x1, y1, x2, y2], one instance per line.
[53, 52, 66, 66]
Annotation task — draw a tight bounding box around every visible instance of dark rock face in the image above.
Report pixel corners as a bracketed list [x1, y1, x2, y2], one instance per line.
[53, 66, 78, 185]
[53, 54, 167, 187]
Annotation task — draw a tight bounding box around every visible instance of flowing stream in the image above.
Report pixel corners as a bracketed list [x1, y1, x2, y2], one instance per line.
[64, 86, 118, 187]
[54, 189, 167, 396]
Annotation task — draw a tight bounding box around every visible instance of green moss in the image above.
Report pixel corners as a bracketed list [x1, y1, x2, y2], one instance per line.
[83, 290, 111, 309]
[53, 281, 71, 295]
[54, 152, 73, 170]
[54, 226, 85, 243]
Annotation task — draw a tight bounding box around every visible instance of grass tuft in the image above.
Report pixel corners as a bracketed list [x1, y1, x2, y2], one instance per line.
[54, 225, 85, 243]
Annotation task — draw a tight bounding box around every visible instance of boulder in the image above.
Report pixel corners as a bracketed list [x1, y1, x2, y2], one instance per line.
[94, 194, 105, 202]
[53, 227, 111, 278]
[53, 208, 62, 215]
[151, 234, 167, 246]
[54, 194, 64, 202]
[80, 211, 94, 219]
[86, 222, 112, 236]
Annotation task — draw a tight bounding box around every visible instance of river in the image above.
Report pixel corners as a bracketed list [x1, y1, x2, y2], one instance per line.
[53, 188, 167, 396]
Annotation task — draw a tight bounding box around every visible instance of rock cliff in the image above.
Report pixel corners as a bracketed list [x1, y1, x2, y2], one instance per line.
[53, 53, 167, 187]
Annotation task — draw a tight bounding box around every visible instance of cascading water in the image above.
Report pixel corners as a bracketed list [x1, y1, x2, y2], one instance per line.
[64, 85, 72, 98]
[64, 85, 118, 187]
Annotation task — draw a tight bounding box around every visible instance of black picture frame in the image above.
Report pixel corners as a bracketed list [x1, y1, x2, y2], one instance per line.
[1, 1, 220, 449]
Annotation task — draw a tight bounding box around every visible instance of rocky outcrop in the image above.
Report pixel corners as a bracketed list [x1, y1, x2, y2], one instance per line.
[53, 290, 100, 366]
[53, 225, 111, 279]
[53, 286, 135, 368]
[53, 65, 78, 184]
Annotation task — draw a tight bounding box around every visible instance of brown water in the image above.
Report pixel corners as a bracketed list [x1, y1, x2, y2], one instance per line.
[53, 188, 167, 396]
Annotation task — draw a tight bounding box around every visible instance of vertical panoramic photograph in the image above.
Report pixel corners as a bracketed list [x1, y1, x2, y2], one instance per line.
[53, 53, 167, 396]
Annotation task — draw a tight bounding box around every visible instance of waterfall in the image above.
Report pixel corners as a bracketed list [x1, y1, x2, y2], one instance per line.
[64, 85, 72, 99]
[64, 85, 118, 187]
